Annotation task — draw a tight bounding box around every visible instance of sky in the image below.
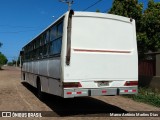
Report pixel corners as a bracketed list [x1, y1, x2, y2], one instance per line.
[0, 0, 159, 62]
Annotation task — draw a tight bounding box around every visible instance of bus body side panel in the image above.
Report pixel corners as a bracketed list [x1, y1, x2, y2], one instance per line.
[21, 13, 69, 98]
[48, 78, 63, 97]
[22, 58, 62, 96]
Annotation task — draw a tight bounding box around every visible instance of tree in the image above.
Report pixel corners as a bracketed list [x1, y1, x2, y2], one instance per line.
[7, 59, 17, 66]
[109, 0, 145, 53]
[12, 59, 16, 66]
[142, 0, 160, 52]
[109, 0, 143, 32]
[96, 9, 100, 12]
[109, 0, 160, 54]
[0, 52, 8, 69]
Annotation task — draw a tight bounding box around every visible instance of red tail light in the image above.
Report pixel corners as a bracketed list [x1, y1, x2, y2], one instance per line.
[132, 89, 137, 92]
[67, 92, 72, 95]
[124, 90, 128, 92]
[63, 82, 82, 88]
[102, 90, 107, 94]
[124, 81, 138, 86]
[77, 92, 82, 94]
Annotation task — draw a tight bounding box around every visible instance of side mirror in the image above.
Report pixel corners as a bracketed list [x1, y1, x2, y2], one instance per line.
[19, 51, 24, 68]
[20, 51, 24, 56]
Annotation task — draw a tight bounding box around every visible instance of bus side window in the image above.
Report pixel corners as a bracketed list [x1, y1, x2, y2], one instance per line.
[50, 26, 57, 41]
[57, 22, 63, 37]
[49, 21, 63, 56]
[51, 38, 62, 56]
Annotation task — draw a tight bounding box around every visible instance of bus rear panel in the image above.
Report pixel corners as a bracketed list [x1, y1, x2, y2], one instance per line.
[62, 12, 138, 98]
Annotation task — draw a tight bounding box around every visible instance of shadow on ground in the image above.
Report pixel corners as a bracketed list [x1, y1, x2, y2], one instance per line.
[22, 82, 127, 117]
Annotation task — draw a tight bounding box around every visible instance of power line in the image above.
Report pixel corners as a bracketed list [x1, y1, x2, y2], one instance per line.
[83, 0, 102, 11]
[0, 28, 43, 34]
[0, 25, 43, 29]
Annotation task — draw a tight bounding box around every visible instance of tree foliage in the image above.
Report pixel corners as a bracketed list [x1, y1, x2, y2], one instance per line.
[109, 0, 160, 53]
[0, 52, 8, 69]
[96, 9, 100, 12]
[143, 0, 160, 52]
[109, 0, 143, 32]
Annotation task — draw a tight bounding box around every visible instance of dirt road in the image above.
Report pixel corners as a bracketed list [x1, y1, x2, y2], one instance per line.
[0, 66, 159, 120]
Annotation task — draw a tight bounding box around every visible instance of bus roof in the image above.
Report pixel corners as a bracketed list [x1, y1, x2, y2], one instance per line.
[73, 11, 132, 23]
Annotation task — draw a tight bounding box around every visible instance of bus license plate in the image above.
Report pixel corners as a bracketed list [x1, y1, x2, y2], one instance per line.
[97, 81, 109, 87]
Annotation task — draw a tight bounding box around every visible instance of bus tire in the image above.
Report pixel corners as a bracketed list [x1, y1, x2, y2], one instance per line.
[37, 79, 44, 100]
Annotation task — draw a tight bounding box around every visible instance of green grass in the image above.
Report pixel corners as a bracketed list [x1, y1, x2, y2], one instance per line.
[124, 87, 160, 107]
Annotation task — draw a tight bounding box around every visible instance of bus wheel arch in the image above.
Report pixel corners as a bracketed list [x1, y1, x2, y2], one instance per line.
[22, 73, 26, 81]
[36, 76, 44, 100]
[36, 76, 40, 87]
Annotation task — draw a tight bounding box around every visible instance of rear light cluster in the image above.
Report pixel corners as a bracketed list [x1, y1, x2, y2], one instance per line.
[120, 89, 137, 93]
[63, 82, 82, 88]
[66, 91, 82, 95]
[102, 90, 107, 94]
[66, 90, 107, 95]
[124, 81, 138, 86]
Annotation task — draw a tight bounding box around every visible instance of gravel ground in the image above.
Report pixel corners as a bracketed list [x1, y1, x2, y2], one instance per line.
[0, 66, 160, 120]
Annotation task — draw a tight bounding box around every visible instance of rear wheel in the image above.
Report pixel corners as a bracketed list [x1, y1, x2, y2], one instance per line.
[37, 79, 44, 100]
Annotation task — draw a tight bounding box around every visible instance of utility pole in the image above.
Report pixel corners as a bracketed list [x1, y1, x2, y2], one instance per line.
[14, 56, 18, 67]
[59, 0, 73, 11]
[20, 56, 22, 68]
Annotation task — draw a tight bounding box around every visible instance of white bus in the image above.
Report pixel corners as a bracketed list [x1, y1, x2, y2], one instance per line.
[20, 10, 138, 99]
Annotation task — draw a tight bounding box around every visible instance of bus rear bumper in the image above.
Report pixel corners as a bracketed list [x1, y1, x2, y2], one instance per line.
[63, 87, 138, 98]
